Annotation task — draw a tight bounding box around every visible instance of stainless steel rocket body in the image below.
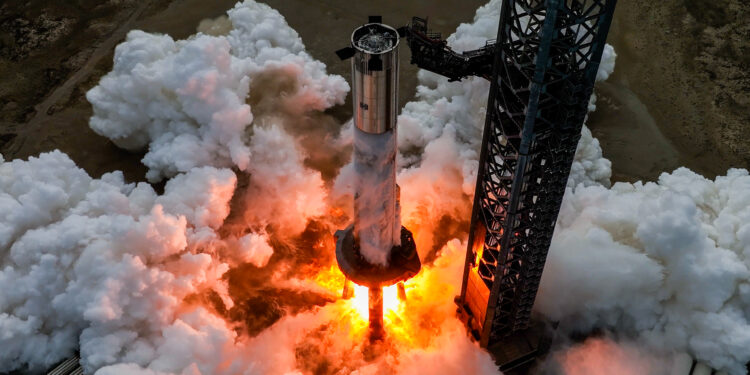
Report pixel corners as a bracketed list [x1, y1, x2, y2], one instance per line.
[351, 23, 399, 134]
[350, 23, 401, 267]
[334, 21, 420, 341]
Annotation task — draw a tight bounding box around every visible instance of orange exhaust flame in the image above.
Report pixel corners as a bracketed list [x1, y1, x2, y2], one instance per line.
[299, 238, 473, 373]
[313, 265, 346, 295]
[312, 264, 411, 338]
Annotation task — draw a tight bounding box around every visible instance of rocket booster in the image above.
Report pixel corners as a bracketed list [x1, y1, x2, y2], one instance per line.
[334, 18, 421, 341]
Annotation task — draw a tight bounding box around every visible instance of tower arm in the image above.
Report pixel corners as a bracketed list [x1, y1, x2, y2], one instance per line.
[400, 17, 496, 82]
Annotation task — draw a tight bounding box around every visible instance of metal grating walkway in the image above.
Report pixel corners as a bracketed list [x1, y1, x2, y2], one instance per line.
[46, 357, 82, 375]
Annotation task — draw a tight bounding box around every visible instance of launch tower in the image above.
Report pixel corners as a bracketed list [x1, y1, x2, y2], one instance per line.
[403, 0, 617, 370]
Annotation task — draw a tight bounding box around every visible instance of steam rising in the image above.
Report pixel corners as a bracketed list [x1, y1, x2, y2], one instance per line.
[3, 1, 346, 373]
[539, 168, 750, 374]
[1, 0, 748, 375]
[0, 151, 248, 373]
[87, 1, 348, 182]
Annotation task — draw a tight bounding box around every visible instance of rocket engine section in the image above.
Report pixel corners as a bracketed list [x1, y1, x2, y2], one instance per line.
[335, 19, 421, 340]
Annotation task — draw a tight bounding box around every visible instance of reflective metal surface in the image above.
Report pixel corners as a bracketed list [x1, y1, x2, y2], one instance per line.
[351, 23, 399, 134]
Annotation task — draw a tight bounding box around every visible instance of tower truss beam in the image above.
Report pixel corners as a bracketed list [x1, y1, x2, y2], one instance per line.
[457, 0, 617, 346]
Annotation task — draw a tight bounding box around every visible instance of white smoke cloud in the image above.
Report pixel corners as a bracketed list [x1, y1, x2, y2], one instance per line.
[87, 1, 348, 182]
[538, 167, 750, 374]
[86, 31, 253, 181]
[240, 124, 328, 236]
[543, 337, 677, 375]
[568, 125, 612, 189]
[87, 0, 343, 239]
[1, 1, 347, 373]
[0, 151, 266, 373]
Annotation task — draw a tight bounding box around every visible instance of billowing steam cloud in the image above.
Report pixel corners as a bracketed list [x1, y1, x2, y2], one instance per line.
[0, 151, 261, 373]
[2, 1, 347, 373]
[1, 0, 748, 374]
[538, 167, 750, 374]
[541, 336, 681, 375]
[86, 1, 348, 182]
[87, 0, 346, 239]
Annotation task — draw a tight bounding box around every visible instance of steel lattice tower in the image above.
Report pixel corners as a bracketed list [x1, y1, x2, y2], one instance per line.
[402, 0, 616, 368]
[456, 0, 617, 348]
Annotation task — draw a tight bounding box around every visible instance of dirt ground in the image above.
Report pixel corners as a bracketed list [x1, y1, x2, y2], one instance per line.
[588, 0, 749, 181]
[0, 0, 747, 183]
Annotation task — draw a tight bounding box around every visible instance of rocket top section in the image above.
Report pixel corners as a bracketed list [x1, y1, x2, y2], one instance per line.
[352, 23, 399, 54]
[350, 23, 399, 134]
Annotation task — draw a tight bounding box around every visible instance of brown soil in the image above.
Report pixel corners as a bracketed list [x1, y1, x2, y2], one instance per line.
[588, 0, 750, 181]
[0, 0, 747, 184]
[0, 0, 169, 181]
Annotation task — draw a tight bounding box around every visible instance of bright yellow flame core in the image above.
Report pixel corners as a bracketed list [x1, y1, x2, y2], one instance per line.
[309, 240, 466, 352]
[351, 284, 370, 320]
[350, 284, 401, 322]
[383, 284, 399, 313]
[313, 264, 427, 342]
